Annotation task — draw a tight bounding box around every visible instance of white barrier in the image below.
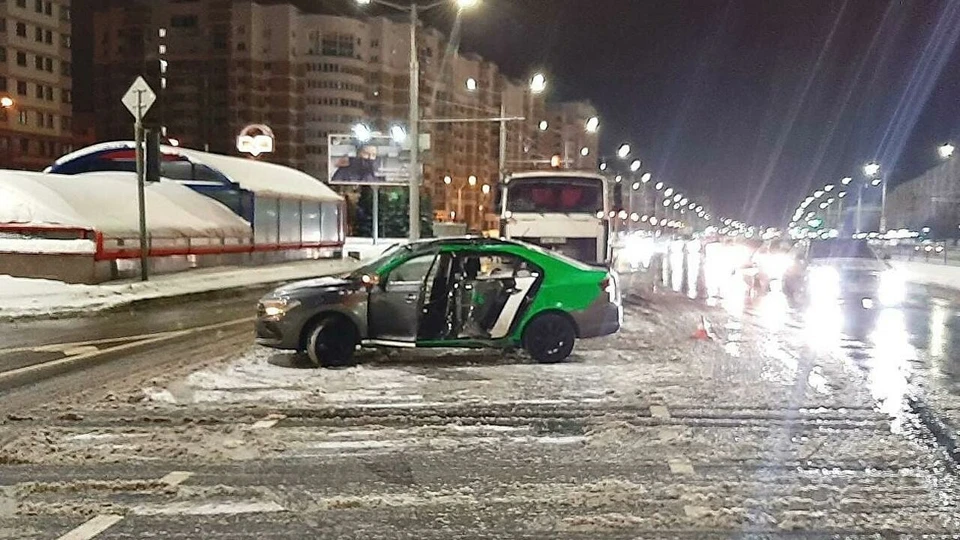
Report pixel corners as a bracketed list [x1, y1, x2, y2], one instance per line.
[892, 260, 960, 292]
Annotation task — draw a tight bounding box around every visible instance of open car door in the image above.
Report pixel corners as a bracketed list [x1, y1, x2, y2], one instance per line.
[367, 251, 440, 344]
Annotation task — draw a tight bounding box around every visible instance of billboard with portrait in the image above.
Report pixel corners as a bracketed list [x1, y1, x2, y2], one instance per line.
[327, 133, 411, 186]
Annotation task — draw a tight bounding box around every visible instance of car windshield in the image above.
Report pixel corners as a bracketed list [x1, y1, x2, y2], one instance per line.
[809, 240, 877, 260]
[346, 243, 410, 278]
[506, 177, 603, 214]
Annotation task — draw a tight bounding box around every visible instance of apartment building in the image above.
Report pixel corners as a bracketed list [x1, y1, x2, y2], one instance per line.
[93, 0, 303, 167]
[90, 0, 598, 230]
[0, 0, 73, 170]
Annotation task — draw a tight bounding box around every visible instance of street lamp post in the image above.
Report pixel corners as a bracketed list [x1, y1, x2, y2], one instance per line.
[356, 0, 478, 240]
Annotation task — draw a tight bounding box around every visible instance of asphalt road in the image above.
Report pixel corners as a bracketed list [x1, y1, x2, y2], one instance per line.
[2, 258, 960, 537]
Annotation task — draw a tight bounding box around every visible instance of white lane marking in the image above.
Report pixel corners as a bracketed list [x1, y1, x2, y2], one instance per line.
[650, 405, 671, 419]
[668, 458, 695, 475]
[0, 316, 254, 355]
[62, 346, 100, 357]
[250, 413, 286, 430]
[57, 514, 124, 540]
[132, 500, 285, 516]
[684, 505, 711, 519]
[160, 471, 193, 487]
[0, 317, 254, 384]
[490, 276, 537, 339]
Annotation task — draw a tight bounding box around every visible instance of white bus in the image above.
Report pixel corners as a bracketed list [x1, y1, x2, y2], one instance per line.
[498, 171, 611, 265]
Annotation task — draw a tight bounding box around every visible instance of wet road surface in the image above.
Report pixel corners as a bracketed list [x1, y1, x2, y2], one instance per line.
[2, 250, 960, 537]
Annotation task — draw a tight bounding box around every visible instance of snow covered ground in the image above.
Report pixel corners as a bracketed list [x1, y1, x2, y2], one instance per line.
[0, 258, 358, 319]
[0, 237, 400, 319]
[3, 291, 958, 537]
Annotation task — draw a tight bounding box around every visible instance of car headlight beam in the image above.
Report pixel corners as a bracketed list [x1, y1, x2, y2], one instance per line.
[260, 297, 301, 319]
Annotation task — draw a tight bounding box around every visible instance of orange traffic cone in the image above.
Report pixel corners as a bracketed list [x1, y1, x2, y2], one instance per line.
[691, 316, 713, 340]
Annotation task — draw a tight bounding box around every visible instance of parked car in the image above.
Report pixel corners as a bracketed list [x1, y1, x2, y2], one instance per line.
[256, 237, 622, 367]
[782, 238, 904, 308]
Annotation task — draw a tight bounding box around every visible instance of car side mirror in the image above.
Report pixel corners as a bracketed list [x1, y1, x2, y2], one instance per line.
[361, 274, 380, 291]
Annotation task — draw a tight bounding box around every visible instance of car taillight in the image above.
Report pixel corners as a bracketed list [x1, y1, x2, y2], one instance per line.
[600, 277, 611, 291]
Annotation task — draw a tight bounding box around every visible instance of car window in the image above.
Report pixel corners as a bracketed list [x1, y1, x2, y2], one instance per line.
[809, 240, 877, 260]
[385, 253, 436, 287]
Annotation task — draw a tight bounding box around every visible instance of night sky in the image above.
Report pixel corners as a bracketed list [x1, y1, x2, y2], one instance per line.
[454, 0, 960, 225]
[74, 0, 960, 225]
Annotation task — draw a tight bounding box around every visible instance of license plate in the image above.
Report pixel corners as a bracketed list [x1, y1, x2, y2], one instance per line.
[541, 237, 565, 244]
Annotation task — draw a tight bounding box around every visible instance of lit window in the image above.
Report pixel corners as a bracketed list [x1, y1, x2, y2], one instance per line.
[158, 28, 167, 38]
[158, 44, 167, 54]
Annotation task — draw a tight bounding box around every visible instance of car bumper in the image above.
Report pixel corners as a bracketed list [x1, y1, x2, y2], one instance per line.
[574, 301, 622, 339]
[255, 318, 301, 350]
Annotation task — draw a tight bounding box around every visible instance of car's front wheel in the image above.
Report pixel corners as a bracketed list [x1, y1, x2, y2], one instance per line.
[523, 313, 576, 364]
[304, 315, 357, 368]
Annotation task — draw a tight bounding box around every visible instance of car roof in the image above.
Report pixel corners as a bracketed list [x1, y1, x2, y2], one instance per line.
[404, 236, 521, 252]
[504, 171, 606, 183]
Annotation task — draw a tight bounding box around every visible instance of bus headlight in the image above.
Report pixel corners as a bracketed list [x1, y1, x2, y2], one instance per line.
[808, 266, 841, 304]
[879, 270, 905, 305]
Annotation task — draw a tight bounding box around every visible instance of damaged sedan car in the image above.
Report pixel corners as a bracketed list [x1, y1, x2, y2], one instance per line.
[256, 237, 621, 367]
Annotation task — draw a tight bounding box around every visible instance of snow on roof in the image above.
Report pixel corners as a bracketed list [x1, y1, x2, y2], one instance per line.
[0, 170, 251, 238]
[49, 142, 343, 203]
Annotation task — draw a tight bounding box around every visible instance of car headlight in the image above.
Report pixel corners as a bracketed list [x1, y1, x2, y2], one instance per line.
[258, 297, 301, 319]
[879, 270, 905, 305]
[759, 253, 792, 279]
[808, 266, 841, 303]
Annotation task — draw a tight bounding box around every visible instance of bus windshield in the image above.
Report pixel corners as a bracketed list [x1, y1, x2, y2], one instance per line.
[506, 177, 603, 214]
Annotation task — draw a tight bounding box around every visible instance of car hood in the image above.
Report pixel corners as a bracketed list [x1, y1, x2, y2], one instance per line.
[272, 275, 354, 296]
[810, 258, 887, 273]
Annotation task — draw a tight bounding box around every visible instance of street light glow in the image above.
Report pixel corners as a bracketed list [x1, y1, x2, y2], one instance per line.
[615, 175, 622, 183]
[824, 184, 834, 192]
[530, 73, 547, 94]
[838, 191, 846, 198]
[871, 178, 882, 186]
[664, 187, 674, 197]
[481, 184, 490, 195]
[0, 97, 13, 109]
[352, 123, 372, 142]
[863, 162, 880, 177]
[617, 144, 631, 159]
[538, 120, 548, 131]
[641, 172, 652, 183]
[599, 162, 607, 171]
[841, 177, 852, 185]
[630, 159, 641, 172]
[655, 181, 664, 190]
[939, 143, 955, 159]
[455, 0, 480, 10]
[580, 146, 589, 156]
[631, 182, 640, 190]
[444, 175, 452, 185]
[465, 78, 477, 91]
[390, 125, 407, 143]
[585, 116, 600, 133]
[468, 175, 477, 186]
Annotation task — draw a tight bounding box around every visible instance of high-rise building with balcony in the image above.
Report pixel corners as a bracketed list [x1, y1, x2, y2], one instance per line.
[90, 0, 598, 230]
[0, 0, 73, 170]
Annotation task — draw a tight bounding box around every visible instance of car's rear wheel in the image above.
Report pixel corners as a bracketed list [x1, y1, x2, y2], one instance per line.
[523, 313, 576, 364]
[305, 316, 357, 368]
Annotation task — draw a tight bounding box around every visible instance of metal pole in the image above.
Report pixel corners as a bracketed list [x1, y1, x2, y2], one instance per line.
[879, 177, 888, 233]
[836, 197, 844, 233]
[457, 186, 463, 221]
[372, 185, 379, 245]
[498, 102, 507, 183]
[135, 92, 149, 282]
[407, 4, 421, 240]
[856, 186, 863, 234]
